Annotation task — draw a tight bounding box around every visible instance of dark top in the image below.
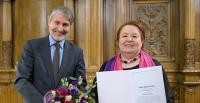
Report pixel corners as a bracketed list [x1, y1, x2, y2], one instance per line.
[92, 59, 174, 103]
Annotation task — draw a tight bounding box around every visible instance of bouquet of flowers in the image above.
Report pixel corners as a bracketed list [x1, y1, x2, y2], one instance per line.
[43, 76, 96, 103]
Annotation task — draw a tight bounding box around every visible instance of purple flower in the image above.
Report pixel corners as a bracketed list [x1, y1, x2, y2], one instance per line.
[80, 97, 87, 103]
[84, 85, 90, 91]
[54, 96, 60, 101]
[43, 91, 53, 103]
[70, 89, 78, 97]
[70, 80, 78, 86]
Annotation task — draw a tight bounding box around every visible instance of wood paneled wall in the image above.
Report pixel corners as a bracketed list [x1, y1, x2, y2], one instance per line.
[0, 0, 200, 103]
[74, 0, 103, 83]
[0, 1, 2, 47]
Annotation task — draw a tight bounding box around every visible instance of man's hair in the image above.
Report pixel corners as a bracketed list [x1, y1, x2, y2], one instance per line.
[48, 6, 74, 25]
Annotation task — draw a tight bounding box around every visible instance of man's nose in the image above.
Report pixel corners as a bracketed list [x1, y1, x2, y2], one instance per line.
[58, 25, 64, 31]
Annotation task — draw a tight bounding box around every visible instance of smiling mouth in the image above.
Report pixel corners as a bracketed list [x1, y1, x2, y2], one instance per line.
[124, 44, 134, 47]
[55, 31, 67, 36]
[53, 29, 67, 34]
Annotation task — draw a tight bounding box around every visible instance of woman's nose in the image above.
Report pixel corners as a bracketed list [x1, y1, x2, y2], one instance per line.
[127, 36, 133, 41]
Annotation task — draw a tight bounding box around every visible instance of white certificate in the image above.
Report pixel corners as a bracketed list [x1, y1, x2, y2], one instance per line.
[96, 66, 167, 103]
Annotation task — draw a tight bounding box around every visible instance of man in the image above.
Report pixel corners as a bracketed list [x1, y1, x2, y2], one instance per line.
[15, 6, 86, 103]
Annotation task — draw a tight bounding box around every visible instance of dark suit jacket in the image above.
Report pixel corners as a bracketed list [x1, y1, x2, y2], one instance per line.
[15, 36, 86, 103]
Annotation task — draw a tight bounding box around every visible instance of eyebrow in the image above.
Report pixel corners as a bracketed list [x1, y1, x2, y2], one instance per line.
[121, 32, 139, 35]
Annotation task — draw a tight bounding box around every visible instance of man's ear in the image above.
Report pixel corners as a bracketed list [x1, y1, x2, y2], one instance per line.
[48, 21, 50, 26]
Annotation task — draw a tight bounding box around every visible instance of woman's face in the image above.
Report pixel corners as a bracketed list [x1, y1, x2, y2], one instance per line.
[118, 25, 143, 54]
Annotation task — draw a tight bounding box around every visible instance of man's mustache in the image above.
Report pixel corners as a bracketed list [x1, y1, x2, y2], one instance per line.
[53, 30, 68, 35]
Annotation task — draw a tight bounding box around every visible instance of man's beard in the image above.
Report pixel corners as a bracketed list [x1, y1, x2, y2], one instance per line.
[50, 33, 66, 41]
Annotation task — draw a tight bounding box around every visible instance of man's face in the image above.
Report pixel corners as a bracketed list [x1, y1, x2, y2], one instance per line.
[48, 12, 71, 41]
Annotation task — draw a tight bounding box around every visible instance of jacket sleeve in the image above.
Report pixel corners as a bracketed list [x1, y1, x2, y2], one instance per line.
[162, 69, 175, 103]
[74, 49, 87, 84]
[14, 41, 43, 103]
[75, 49, 86, 78]
[153, 59, 175, 103]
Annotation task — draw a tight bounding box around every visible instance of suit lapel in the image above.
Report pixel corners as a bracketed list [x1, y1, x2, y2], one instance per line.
[40, 36, 55, 87]
[56, 41, 72, 85]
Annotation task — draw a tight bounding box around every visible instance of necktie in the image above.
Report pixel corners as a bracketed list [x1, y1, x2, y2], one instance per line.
[53, 42, 60, 81]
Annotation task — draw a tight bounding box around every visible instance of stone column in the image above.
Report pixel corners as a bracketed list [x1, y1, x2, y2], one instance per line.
[181, 0, 200, 103]
[183, 0, 196, 70]
[2, 0, 12, 68]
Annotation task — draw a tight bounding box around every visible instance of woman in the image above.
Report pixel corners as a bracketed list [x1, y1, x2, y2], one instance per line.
[93, 21, 174, 103]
